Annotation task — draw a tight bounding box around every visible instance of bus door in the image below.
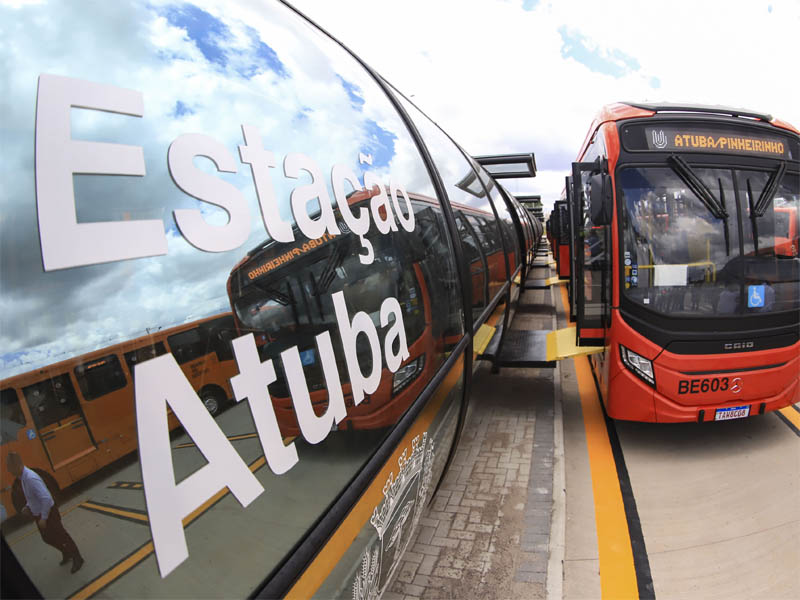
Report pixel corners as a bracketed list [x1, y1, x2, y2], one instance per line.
[565, 176, 578, 321]
[556, 201, 571, 279]
[571, 158, 612, 346]
[22, 374, 96, 471]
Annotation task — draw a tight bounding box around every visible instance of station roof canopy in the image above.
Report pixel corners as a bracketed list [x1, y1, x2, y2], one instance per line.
[474, 153, 537, 179]
[516, 195, 543, 206]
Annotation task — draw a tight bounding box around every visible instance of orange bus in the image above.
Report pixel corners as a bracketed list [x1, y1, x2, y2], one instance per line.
[224, 191, 511, 435]
[0, 314, 237, 516]
[567, 102, 799, 422]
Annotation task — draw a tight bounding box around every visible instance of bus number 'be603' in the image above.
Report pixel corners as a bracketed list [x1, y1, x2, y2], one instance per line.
[678, 377, 729, 394]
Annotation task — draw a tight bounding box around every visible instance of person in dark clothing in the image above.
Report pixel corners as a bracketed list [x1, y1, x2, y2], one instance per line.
[6, 452, 84, 573]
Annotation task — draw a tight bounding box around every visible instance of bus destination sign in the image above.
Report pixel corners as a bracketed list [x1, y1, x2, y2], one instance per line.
[643, 126, 790, 158]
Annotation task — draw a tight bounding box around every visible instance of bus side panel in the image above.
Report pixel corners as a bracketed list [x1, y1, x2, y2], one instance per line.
[604, 310, 661, 421]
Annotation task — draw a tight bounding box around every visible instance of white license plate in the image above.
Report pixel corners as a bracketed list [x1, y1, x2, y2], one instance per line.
[715, 405, 750, 421]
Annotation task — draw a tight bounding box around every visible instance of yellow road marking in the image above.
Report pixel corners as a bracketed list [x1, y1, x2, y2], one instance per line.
[174, 431, 260, 449]
[80, 502, 149, 523]
[7, 498, 86, 546]
[70, 543, 155, 600]
[574, 355, 639, 600]
[778, 405, 800, 431]
[68, 448, 278, 600]
[558, 285, 572, 325]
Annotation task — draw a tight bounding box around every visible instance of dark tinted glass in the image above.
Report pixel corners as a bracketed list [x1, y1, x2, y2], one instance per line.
[1, 389, 26, 445]
[124, 342, 168, 373]
[390, 90, 510, 324]
[74, 354, 127, 400]
[22, 375, 79, 429]
[472, 165, 518, 276]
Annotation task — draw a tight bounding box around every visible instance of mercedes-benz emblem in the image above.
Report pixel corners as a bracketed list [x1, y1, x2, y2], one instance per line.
[730, 377, 743, 394]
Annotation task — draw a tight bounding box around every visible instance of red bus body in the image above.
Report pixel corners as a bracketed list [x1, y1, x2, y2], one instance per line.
[574, 103, 800, 422]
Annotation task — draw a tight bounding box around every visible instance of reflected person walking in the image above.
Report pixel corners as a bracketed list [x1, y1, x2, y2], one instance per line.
[6, 452, 84, 573]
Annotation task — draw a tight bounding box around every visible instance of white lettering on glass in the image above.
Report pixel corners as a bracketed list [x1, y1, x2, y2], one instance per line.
[239, 125, 295, 243]
[35, 74, 167, 270]
[284, 152, 342, 240]
[135, 354, 264, 577]
[34, 75, 413, 268]
[282, 331, 346, 445]
[139, 295, 408, 574]
[169, 133, 251, 252]
[229, 335, 299, 475]
[364, 171, 398, 235]
[333, 290, 382, 406]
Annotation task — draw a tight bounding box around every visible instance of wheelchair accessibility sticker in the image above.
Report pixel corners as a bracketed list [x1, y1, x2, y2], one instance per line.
[748, 285, 765, 308]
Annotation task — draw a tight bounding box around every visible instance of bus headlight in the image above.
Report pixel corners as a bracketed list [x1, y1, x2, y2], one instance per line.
[620, 345, 655, 387]
[392, 355, 426, 395]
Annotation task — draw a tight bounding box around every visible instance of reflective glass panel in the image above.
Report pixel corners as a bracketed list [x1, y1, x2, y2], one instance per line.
[0, 1, 463, 596]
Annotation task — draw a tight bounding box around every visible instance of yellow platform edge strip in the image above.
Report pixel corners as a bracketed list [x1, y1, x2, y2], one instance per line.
[474, 323, 496, 355]
[545, 327, 605, 362]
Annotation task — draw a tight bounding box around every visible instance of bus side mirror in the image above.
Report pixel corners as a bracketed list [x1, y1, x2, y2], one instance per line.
[590, 173, 613, 226]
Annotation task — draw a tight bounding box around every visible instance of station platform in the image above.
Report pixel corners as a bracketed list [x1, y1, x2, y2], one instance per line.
[386, 252, 800, 600]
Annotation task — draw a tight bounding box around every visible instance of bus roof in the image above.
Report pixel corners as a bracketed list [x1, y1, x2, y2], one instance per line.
[577, 101, 800, 160]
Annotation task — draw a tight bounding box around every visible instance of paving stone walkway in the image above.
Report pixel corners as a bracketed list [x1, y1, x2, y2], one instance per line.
[387, 269, 558, 599]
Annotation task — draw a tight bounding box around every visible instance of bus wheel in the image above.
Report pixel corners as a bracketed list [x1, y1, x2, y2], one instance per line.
[200, 387, 225, 417]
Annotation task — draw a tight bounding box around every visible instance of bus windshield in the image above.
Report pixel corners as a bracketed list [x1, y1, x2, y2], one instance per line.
[619, 165, 800, 316]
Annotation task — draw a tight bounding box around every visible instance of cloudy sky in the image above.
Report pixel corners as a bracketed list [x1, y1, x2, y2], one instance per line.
[290, 0, 800, 215]
[1, 0, 797, 379]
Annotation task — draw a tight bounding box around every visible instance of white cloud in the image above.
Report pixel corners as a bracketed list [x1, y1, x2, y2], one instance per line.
[290, 0, 800, 216]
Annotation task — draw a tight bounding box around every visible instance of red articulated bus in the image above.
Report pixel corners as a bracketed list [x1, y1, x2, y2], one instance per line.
[566, 102, 799, 422]
[225, 190, 509, 436]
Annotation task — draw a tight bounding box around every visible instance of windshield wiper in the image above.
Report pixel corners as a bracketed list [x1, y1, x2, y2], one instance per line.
[752, 162, 786, 217]
[315, 241, 349, 295]
[668, 155, 728, 219]
[252, 282, 292, 306]
[744, 162, 786, 255]
[668, 155, 731, 255]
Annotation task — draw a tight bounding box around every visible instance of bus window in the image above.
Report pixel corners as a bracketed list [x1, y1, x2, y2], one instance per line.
[1, 388, 25, 444]
[473, 166, 517, 277]
[168, 327, 207, 365]
[74, 354, 127, 401]
[454, 211, 489, 319]
[410, 206, 464, 343]
[123, 342, 168, 373]
[22, 375, 80, 430]
[202, 315, 236, 362]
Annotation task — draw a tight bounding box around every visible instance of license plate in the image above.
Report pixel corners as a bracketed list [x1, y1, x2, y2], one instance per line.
[715, 405, 750, 421]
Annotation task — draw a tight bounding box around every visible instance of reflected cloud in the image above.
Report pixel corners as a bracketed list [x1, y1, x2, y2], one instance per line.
[0, 0, 418, 378]
[160, 3, 289, 79]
